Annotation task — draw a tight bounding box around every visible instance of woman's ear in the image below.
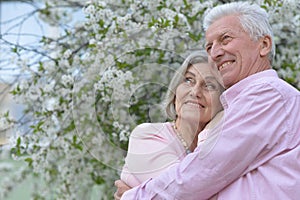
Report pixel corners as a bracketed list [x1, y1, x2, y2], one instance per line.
[260, 35, 272, 57]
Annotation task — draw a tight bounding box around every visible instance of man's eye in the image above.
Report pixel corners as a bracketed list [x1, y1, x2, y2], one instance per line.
[206, 45, 212, 53]
[222, 35, 231, 39]
[222, 35, 232, 44]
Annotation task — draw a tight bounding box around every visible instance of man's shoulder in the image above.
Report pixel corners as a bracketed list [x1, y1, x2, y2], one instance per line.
[250, 75, 299, 99]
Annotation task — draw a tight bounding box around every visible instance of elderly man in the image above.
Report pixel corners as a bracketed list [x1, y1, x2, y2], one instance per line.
[115, 2, 300, 199]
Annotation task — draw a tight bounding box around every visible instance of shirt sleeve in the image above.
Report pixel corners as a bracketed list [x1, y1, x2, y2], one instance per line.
[120, 123, 185, 188]
[121, 83, 288, 200]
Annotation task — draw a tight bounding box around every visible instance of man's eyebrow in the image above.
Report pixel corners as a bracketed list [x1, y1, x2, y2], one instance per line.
[205, 30, 233, 46]
[220, 30, 233, 37]
[205, 42, 212, 49]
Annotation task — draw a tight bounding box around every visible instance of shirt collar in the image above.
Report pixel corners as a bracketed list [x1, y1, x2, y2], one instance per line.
[220, 69, 279, 108]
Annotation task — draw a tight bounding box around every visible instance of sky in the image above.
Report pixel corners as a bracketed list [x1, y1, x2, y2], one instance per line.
[0, 1, 83, 124]
[0, 1, 52, 83]
[0, 1, 50, 122]
[0, 1, 84, 83]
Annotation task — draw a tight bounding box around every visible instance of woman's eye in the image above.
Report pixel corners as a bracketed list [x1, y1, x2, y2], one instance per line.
[205, 84, 217, 90]
[184, 77, 193, 84]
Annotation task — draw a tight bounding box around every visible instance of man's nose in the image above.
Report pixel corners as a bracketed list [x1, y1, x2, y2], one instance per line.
[210, 43, 224, 61]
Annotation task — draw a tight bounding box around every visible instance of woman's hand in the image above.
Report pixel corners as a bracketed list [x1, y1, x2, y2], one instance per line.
[114, 180, 131, 200]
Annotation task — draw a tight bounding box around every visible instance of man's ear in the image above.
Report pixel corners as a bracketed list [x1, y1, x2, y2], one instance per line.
[260, 35, 272, 57]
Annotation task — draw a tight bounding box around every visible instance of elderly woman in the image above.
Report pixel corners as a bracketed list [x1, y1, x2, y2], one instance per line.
[120, 51, 224, 188]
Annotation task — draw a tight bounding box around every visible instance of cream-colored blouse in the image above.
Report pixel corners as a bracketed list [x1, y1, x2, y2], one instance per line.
[120, 122, 186, 187]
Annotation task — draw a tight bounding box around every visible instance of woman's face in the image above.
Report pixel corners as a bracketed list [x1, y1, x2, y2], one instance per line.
[175, 63, 223, 130]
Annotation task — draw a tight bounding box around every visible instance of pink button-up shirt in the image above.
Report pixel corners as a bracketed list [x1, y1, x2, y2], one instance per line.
[121, 69, 300, 200]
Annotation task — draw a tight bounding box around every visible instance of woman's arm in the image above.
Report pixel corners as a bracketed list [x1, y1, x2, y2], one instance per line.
[120, 123, 185, 187]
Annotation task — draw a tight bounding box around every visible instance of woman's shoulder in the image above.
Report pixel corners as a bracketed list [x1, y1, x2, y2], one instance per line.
[134, 122, 170, 130]
[131, 122, 173, 139]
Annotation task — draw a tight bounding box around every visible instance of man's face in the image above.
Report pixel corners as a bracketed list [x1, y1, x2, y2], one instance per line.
[205, 15, 263, 88]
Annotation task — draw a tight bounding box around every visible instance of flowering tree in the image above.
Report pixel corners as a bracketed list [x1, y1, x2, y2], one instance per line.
[0, 0, 299, 199]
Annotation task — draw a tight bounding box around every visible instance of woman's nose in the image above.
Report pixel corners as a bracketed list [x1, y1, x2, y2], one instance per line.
[190, 85, 203, 98]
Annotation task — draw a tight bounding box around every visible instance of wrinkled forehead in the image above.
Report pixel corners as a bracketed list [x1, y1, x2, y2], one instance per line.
[187, 63, 215, 77]
[205, 15, 243, 38]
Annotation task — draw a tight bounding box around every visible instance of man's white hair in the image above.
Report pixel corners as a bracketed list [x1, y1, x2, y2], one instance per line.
[203, 1, 275, 63]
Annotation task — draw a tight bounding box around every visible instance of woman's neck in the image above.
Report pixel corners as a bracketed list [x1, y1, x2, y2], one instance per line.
[174, 120, 206, 152]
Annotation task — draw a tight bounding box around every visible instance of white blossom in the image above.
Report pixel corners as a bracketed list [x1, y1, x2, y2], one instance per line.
[43, 97, 59, 111]
[61, 74, 74, 86]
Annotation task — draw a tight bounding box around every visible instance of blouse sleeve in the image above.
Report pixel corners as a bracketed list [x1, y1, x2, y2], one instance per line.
[120, 123, 185, 188]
